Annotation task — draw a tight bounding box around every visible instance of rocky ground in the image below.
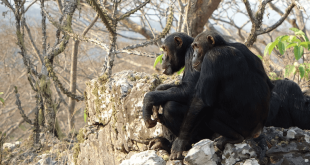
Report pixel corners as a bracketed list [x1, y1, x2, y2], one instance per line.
[2, 70, 310, 165]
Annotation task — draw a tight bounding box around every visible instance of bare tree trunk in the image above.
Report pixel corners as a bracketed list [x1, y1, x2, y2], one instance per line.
[182, 0, 221, 37]
[68, 14, 98, 131]
[68, 40, 79, 131]
[294, 7, 305, 32]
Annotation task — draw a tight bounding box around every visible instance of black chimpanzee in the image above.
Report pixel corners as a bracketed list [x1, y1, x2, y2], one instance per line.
[169, 31, 273, 160]
[266, 78, 310, 129]
[142, 32, 214, 151]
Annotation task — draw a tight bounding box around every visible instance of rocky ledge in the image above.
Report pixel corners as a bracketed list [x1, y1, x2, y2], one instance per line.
[3, 70, 310, 165]
[76, 70, 310, 165]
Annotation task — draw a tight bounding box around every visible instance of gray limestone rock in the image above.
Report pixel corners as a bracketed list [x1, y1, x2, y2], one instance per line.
[221, 141, 257, 165]
[120, 150, 166, 165]
[184, 139, 219, 165]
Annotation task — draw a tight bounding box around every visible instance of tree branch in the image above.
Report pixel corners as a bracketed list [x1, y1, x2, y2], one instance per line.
[14, 87, 33, 125]
[243, 0, 255, 23]
[257, 2, 296, 35]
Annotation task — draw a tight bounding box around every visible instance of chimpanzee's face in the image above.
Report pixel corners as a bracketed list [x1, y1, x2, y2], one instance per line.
[191, 34, 215, 71]
[161, 45, 173, 75]
[161, 36, 184, 75]
[191, 42, 204, 71]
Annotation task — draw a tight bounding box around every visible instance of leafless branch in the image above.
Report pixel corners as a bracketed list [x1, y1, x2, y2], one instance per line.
[14, 87, 33, 125]
[257, 3, 296, 35]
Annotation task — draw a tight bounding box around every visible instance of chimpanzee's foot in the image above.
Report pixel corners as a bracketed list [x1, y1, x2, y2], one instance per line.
[169, 138, 187, 160]
[253, 134, 268, 165]
[214, 136, 226, 151]
[148, 137, 171, 152]
[214, 136, 244, 151]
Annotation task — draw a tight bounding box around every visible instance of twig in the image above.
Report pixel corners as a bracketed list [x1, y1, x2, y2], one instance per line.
[14, 87, 33, 125]
[257, 2, 296, 35]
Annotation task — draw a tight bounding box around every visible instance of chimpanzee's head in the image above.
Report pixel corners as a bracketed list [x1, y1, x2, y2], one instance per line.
[161, 32, 194, 75]
[191, 31, 227, 71]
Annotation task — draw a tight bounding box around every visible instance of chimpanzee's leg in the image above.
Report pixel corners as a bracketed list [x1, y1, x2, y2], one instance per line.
[150, 101, 215, 151]
[149, 101, 188, 151]
[207, 109, 246, 150]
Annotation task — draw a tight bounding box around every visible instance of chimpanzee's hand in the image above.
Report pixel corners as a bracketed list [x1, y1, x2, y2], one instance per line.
[155, 84, 176, 91]
[144, 119, 157, 128]
[170, 138, 187, 160]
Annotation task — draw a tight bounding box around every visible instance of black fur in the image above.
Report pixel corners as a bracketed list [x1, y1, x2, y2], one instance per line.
[266, 79, 310, 129]
[142, 32, 214, 151]
[170, 31, 272, 160]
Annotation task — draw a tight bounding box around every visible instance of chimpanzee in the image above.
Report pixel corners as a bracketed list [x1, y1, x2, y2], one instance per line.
[142, 32, 214, 151]
[266, 78, 310, 129]
[169, 31, 273, 160]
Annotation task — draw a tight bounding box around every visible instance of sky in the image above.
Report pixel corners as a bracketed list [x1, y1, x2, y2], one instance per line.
[0, 0, 309, 39]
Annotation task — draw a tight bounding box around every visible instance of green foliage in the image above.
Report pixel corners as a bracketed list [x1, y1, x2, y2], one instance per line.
[84, 109, 87, 123]
[285, 64, 296, 77]
[269, 72, 280, 80]
[264, 28, 310, 81]
[177, 67, 185, 74]
[0, 131, 6, 137]
[154, 54, 163, 68]
[256, 55, 263, 60]
[0, 92, 4, 106]
[153, 48, 185, 75]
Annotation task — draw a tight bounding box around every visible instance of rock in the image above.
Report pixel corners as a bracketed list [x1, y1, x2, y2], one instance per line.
[71, 71, 310, 165]
[35, 154, 57, 165]
[166, 160, 184, 165]
[184, 139, 219, 165]
[3, 141, 21, 151]
[120, 150, 166, 165]
[77, 70, 181, 164]
[221, 141, 257, 165]
[265, 127, 310, 165]
[243, 158, 260, 165]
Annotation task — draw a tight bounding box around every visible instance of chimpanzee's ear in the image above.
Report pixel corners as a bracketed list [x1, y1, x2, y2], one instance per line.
[174, 36, 183, 48]
[207, 35, 215, 45]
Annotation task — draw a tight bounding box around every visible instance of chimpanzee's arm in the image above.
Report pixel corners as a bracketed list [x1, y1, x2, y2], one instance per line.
[169, 53, 219, 160]
[178, 54, 218, 140]
[155, 83, 178, 91]
[143, 83, 192, 128]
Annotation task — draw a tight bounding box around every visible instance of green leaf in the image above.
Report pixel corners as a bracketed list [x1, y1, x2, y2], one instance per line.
[300, 41, 310, 50]
[285, 65, 296, 77]
[264, 43, 272, 56]
[279, 35, 289, 42]
[275, 35, 282, 41]
[177, 67, 185, 75]
[305, 63, 310, 80]
[154, 54, 163, 68]
[277, 41, 285, 55]
[290, 27, 305, 35]
[294, 46, 304, 60]
[0, 92, 3, 95]
[256, 55, 263, 60]
[296, 31, 306, 36]
[286, 43, 297, 49]
[289, 27, 300, 32]
[288, 36, 296, 42]
[299, 64, 306, 79]
[0, 98, 4, 105]
[302, 34, 309, 42]
[269, 72, 277, 77]
[84, 110, 87, 123]
[268, 40, 279, 55]
[282, 41, 289, 48]
[302, 36, 310, 50]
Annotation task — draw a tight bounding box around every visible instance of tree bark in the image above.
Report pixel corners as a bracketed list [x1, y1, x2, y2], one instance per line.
[182, 0, 221, 37]
[68, 40, 79, 131]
